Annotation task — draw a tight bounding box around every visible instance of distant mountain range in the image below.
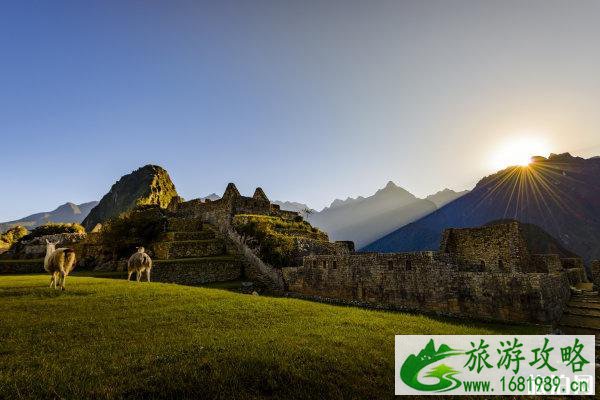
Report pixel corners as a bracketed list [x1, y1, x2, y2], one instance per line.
[200, 193, 221, 202]
[426, 188, 470, 208]
[305, 182, 467, 248]
[364, 153, 600, 264]
[0, 201, 98, 232]
[271, 200, 313, 214]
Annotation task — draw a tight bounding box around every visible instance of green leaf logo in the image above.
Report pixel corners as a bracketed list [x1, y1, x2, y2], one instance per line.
[400, 339, 464, 392]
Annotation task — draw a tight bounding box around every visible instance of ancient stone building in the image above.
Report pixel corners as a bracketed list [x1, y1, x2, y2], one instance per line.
[148, 184, 352, 287]
[439, 223, 530, 272]
[172, 183, 299, 225]
[283, 221, 588, 324]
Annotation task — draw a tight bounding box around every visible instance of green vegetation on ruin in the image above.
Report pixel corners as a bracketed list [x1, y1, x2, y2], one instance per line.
[232, 214, 328, 268]
[100, 207, 168, 258]
[0, 225, 28, 248]
[22, 222, 85, 240]
[0, 274, 541, 399]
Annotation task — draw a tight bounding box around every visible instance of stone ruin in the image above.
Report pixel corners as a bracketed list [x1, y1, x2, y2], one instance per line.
[73, 184, 301, 284]
[72, 183, 348, 288]
[171, 183, 300, 225]
[283, 220, 590, 324]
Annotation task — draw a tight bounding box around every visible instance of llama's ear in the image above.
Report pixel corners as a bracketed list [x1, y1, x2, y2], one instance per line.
[45, 239, 49, 244]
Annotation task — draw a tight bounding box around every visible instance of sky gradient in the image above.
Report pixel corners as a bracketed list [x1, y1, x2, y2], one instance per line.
[1, 0, 600, 221]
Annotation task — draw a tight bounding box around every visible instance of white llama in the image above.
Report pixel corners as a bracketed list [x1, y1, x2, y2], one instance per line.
[44, 239, 77, 290]
[127, 247, 152, 282]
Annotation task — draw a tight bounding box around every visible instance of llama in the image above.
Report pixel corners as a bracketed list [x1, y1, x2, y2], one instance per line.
[127, 247, 152, 282]
[44, 239, 77, 290]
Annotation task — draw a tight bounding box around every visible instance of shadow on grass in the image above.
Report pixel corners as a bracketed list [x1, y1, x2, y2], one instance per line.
[72, 271, 127, 279]
[72, 271, 244, 291]
[0, 288, 91, 299]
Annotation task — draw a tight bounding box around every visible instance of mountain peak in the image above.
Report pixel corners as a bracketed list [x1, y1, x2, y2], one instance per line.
[376, 181, 412, 197]
[426, 189, 469, 208]
[55, 202, 81, 214]
[201, 193, 221, 202]
[271, 200, 313, 213]
[82, 165, 178, 230]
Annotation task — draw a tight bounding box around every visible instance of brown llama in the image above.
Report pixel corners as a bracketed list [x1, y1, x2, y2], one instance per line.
[127, 247, 152, 282]
[44, 239, 77, 290]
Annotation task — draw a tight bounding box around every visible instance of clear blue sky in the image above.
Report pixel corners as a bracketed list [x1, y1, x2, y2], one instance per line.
[2, 0, 600, 221]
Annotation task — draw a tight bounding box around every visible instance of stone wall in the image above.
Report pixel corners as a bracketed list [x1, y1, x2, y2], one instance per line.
[530, 254, 563, 273]
[592, 260, 600, 290]
[164, 239, 225, 259]
[564, 267, 587, 286]
[283, 252, 576, 324]
[560, 258, 585, 270]
[439, 222, 530, 272]
[151, 258, 243, 285]
[74, 232, 120, 270]
[174, 183, 300, 226]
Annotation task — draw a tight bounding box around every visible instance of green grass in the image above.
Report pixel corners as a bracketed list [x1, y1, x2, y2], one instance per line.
[72, 270, 128, 279]
[0, 274, 542, 399]
[72, 272, 243, 291]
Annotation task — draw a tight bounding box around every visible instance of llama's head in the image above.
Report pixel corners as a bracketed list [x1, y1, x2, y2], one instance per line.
[45, 239, 58, 254]
[136, 246, 145, 253]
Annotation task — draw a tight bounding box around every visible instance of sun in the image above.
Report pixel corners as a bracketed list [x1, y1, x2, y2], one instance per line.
[489, 136, 550, 170]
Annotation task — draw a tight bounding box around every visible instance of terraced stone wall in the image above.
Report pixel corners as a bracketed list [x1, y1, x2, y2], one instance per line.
[151, 257, 243, 285]
[283, 252, 574, 324]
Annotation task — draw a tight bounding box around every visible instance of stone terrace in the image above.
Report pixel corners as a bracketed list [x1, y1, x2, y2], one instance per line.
[149, 217, 244, 285]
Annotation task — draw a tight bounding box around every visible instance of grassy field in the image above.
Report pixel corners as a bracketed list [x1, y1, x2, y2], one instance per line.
[0, 274, 542, 399]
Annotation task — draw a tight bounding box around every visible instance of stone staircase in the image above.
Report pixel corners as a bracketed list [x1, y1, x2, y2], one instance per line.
[557, 283, 600, 360]
[150, 217, 244, 286]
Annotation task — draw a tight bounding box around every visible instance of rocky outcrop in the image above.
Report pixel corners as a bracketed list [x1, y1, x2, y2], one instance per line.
[82, 165, 178, 231]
